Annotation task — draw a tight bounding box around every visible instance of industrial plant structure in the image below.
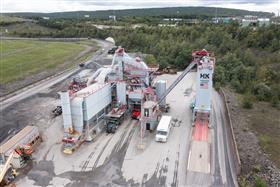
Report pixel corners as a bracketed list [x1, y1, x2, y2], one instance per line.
[59, 47, 215, 154]
[59, 48, 162, 153]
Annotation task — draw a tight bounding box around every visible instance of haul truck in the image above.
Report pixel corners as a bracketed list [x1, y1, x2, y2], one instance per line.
[105, 106, 126, 133]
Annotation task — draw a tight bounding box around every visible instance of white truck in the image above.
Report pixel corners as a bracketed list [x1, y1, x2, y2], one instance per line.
[155, 115, 172, 143]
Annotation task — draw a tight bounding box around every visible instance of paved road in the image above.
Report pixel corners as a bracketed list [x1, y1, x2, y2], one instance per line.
[0, 39, 113, 110]
[212, 90, 238, 187]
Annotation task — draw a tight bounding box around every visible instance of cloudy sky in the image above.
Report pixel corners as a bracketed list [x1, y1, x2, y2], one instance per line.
[1, 0, 279, 14]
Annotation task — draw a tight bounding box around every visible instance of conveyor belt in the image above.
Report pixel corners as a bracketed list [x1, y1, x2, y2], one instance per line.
[158, 61, 196, 104]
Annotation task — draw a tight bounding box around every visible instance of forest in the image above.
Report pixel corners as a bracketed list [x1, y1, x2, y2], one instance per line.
[111, 23, 280, 108]
[5, 6, 273, 19]
[8, 18, 280, 108]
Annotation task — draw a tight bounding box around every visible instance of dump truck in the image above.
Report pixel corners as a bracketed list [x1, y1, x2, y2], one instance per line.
[105, 106, 126, 133]
[131, 104, 141, 119]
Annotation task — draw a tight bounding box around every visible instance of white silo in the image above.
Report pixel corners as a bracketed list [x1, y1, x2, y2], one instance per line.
[60, 91, 73, 133]
[155, 80, 167, 106]
[194, 56, 214, 113]
[117, 82, 127, 105]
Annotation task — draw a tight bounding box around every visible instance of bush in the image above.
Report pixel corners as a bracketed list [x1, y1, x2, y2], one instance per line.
[242, 93, 254, 109]
[271, 96, 279, 108]
[253, 83, 272, 102]
[253, 164, 262, 173]
[144, 54, 157, 65]
[255, 176, 267, 187]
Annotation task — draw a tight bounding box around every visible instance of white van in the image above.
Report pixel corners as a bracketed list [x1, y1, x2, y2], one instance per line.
[155, 115, 172, 142]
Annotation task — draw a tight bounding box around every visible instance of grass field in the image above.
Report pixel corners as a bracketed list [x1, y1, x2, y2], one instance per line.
[0, 15, 28, 24]
[0, 40, 95, 83]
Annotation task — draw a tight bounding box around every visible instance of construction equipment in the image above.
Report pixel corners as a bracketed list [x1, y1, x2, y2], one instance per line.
[14, 145, 32, 159]
[52, 106, 62, 117]
[108, 46, 118, 54]
[68, 76, 87, 94]
[0, 153, 15, 185]
[79, 62, 85, 67]
[105, 105, 126, 133]
[160, 103, 170, 113]
[62, 133, 84, 155]
[131, 104, 141, 119]
[162, 66, 177, 74]
[0, 126, 40, 169]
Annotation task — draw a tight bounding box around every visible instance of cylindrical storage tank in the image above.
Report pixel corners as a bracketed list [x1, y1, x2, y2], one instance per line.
[155, 80, 167, 106]
[60, 91, 73, 133]
[71, 97, 84, 135]
[117, 82, 127, 105]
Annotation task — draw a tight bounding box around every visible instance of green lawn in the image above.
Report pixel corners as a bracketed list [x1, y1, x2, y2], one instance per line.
[0, 15, 27, 24]
[0, 40, 90, 83]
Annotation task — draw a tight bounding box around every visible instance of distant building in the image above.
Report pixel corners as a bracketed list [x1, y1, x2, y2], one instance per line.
[42, 17, 50, 20]
[132, 24, 146, 29]
[109, 15, 116, 22]
[185, 19, 200, 24]
[242, 15, 270, 27]
[258, 18, 270, 26]
[212, 17, 241, 24]
[271, 17, 280, 25]
[84, 15, 90, 18]
[242, 15, 258, 27]
[158, 24, 177, 27]
[163, 18, 183, 22]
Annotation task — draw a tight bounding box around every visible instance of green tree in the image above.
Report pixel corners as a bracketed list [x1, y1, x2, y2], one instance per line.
[144, 54, 157, 65]
[253, 83, 272, 101]
[213, 65, 226, 89]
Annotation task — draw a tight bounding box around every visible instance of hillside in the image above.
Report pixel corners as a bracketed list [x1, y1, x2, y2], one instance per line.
[5, 6, 274, 19]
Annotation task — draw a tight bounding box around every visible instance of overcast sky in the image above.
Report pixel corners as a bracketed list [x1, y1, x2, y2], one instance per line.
[1, 0, 279, 14]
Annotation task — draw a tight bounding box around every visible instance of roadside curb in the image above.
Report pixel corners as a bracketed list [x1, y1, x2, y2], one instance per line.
[220, 88, 241, 174]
